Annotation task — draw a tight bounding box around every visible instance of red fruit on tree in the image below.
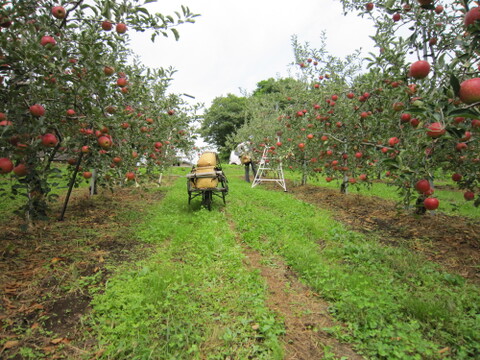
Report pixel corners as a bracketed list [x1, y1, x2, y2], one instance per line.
[126, 172, 135, 181]
[66, 109, 76, 116]
[98, 136, 113, 149]
[415, 179, 431, 194]
[452, 173, 462, 182]
[400, 113, 411, 122]
[29, 104, 45, 117]
[13, 163, 28, 177]
[424, 197, 439, 210]
[455, 142, 468, 151]
[365, 2, 374, 11]
[117, 77, 128, 87]
[410, 118, 420, 127]
[41, 133, 58, 147]
[51, 6, 66, 19]
[104, 66, 115, 76]
[101, 20, 112, 31]
[409, 60, 430, 79]
[116, 23, 127, 34]
[426, 122, 446, 138]
[392, 13, 401, 22]
[464, 191, 475, 201]
[0, 157, 14, 174]
[458, 78, 480, 104]
[464, 7, 480, 27]
[83, 171, 92, 179]
[388, 137, 400, 146]
[40, 35, 56, 47]
[435, 5, 444, 14]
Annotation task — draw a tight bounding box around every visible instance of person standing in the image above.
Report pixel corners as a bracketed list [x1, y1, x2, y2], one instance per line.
[235, 141, 256, 182]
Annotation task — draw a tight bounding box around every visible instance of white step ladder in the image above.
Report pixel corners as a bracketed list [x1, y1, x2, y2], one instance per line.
[252, 147, 287, 192]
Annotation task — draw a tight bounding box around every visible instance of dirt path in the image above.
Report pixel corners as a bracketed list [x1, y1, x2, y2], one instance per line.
[225, 214, 363, 360]
[243, 249, 364, 360]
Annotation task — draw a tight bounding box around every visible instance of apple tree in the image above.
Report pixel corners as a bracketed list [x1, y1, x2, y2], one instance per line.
[0, 0, 199, 221]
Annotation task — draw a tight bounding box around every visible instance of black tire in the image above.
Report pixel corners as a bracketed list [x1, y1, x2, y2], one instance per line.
[202, 191, 213, 210]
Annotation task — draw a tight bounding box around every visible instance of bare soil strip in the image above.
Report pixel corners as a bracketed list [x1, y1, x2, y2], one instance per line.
[243, 249, 364, 360]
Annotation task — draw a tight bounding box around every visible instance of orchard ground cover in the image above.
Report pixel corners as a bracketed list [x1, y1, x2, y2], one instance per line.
[0, 165, 478, 359]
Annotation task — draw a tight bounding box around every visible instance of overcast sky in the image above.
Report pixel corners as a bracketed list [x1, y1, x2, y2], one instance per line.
[129, 0, 377, 109]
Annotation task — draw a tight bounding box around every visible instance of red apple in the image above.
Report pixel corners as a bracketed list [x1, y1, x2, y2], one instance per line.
[424, 197, 439, 210]
[98, 136, 113, 149]
[365, 2, 374, 11]
[392, 13, 401, 22]
[426, 122, 445, 138]
[400, 113, 411, 122]
[455, 142, 468, 151]
[359, 174, 367, 181]
[415, 179, 431, 194]
[458, 78, 480, 104]
[126, 172, 135, 181]
[51, 6, 66, 19]
[464, 191, 475, 201]
[116, 23, 127, 34]
[83, 171, 92, 179]
[40, 35, 56, 47]
[409, 60, 430, 79]
[307, 134, 314, 140]
[452, 173, 462, 182]
[104, 66, 115, 76]
[388, 137, 400, 146]
[0, 157, 14, 174]
[464, 7, 480, 27]
[29, 104, 45, 117]
[81, 145, 90, 153]
[298, 143, 305, 149]
[41, 133, 58, 147]
[101, 20, 112, 31]
[66, 109, 76, 116]
[410, 118, 420, 127]
[13, 163, 28, 177]
[435, 5, 444, 14]
[117, 77, 128, 87]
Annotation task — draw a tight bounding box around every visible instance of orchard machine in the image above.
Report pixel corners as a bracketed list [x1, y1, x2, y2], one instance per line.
[186, 152, 228, 210]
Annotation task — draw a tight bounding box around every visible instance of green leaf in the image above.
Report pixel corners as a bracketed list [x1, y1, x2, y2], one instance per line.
[450, 74, 460, 96]
[171, 28, 180, 41]
[447, 108, 480, 119]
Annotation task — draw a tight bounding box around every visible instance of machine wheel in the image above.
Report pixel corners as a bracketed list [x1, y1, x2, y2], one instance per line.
[202, 190, 213, 210]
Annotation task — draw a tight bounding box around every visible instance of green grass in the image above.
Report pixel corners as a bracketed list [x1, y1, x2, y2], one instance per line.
[226, 174, 480, 359]
[87, 177, 284, 359]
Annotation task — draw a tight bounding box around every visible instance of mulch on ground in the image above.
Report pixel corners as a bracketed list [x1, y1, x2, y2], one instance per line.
[283, 181, 480, 284]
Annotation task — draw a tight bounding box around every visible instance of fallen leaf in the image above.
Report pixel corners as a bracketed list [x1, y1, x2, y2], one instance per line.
[251, 323, 260, 330]
[439, 347, 450, 354]
[51, 337, 64, 345]
[51, 257, 65, 264]
[2, 340, 19, 350]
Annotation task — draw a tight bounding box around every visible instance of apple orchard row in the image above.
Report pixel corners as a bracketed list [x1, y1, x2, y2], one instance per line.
[0, 1, 197, 219]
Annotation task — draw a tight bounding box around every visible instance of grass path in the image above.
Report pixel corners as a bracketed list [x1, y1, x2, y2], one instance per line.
[86, 167, 479, 359]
